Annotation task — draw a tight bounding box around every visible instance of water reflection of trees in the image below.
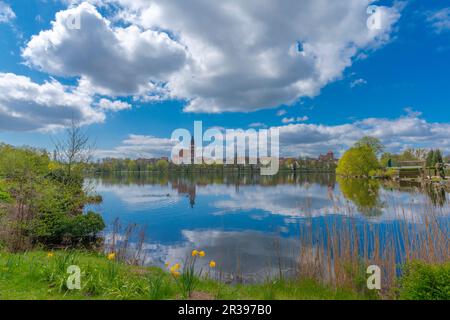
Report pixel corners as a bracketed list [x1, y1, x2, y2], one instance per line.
[425, 184, 447, 207]
[383, 180, 448, 207]
[89, 172, 337, 209]
[337, 178, 384, 217]
[90, 171, 336, 188]
[338, 178, 449, 215]
[90, 172, 448, 211]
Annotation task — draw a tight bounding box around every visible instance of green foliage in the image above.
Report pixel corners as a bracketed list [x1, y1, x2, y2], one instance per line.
[0, 180, 12, 203]
[368, 168, 397, 179]
[147, 274, 173, 300]
[354, 136, 384, 155]
[29, 210, 105, 245]
[0, 143, 105, 248]
[0, 145, 50, 180]
[172, 256, 202, 299]
[433, 149, 443, 166]
[426, 150, 433, 167]
[399, 261, 450, 300]
[336, 146, 380, 177]
[64, 212, 106, 240]
[380, 153, 393, 168]
[426, 149, 444, 167]
[0, 189, 12, 203]
[156, 159, 169, 171]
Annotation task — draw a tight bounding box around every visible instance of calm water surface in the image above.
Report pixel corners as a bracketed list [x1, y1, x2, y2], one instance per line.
[87, 173, 450, 282]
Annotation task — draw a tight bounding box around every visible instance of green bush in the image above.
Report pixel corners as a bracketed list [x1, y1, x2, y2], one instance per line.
[0, 190, 12, 203]
[368, 168, 398, 179]
[399, 261, 450, 300]
[30, 211, 105, 245]
[64, 211, 105, 239]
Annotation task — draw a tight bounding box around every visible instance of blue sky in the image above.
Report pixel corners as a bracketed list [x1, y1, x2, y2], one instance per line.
[0, 0, 449, 158]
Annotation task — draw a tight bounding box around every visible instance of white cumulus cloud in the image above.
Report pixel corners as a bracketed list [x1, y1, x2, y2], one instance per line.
[23, 2, 187, 97]
[24, 0, 401, 113]
[0, 73, 105, 132]
[95, 134, 176, 158]
[96, 98, 131, 111]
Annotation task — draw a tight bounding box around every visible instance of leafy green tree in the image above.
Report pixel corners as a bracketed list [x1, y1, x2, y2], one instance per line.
[380, 152, 394, 167]
[433, 149, 443, 165]
[354, 136, 384, 155]
[426, 150, 435, 167]
[336, 145, 380, 177]
[156, 159, 169, 171]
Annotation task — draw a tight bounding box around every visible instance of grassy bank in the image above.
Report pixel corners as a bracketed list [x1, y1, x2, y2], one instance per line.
[0, 250, 372, 300]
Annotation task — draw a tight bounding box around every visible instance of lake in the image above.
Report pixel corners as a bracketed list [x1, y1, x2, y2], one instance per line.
[87, 172, 450, 283]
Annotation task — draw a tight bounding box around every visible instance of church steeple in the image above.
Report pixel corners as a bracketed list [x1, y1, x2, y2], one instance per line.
[190, 136, 195, 164]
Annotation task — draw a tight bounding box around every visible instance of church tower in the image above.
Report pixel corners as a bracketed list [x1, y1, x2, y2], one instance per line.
[191, 136, 195, 164]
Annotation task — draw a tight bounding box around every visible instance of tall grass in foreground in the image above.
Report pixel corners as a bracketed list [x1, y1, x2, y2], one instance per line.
[293, 189, 449, 298]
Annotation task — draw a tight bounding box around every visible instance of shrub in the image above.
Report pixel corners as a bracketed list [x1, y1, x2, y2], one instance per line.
[0, 190, 12, 203]
[30, 211, 105, 245]
[63, 211, 106, 240]
[399, 261, 450, 300]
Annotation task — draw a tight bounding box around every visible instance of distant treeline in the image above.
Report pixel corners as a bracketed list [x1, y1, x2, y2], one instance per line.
[86, 157, 337, 173]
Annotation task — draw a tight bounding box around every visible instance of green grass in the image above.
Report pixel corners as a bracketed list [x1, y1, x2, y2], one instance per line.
[398, 261, 450, 300]
[0, 250, 370, 300]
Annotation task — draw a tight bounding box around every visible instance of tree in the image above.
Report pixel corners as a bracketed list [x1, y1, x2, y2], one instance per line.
[411, 148, 428, 161]
[433, 149, 443, 165]
[426, 149, 443, 167]
[380, 152, 394, 167]
[336, 145, 380, 177]
[398, 149, 418, 162]
[354, 136, 384, 155]
[0, 145, 50, 233]
[54, 120, 94, 177]
[156, 159, 169, 171]
[426, 150, 435, 167]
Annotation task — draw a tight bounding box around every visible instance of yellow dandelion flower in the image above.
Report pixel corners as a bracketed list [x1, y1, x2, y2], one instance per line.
[191, 250, 199, 257]
[165, 262, 170, 268]
[199, 251, 205, 257]
[209, 260, 216, 268]
[107, 252, 116, 261]
[47, 252, 54, 258]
